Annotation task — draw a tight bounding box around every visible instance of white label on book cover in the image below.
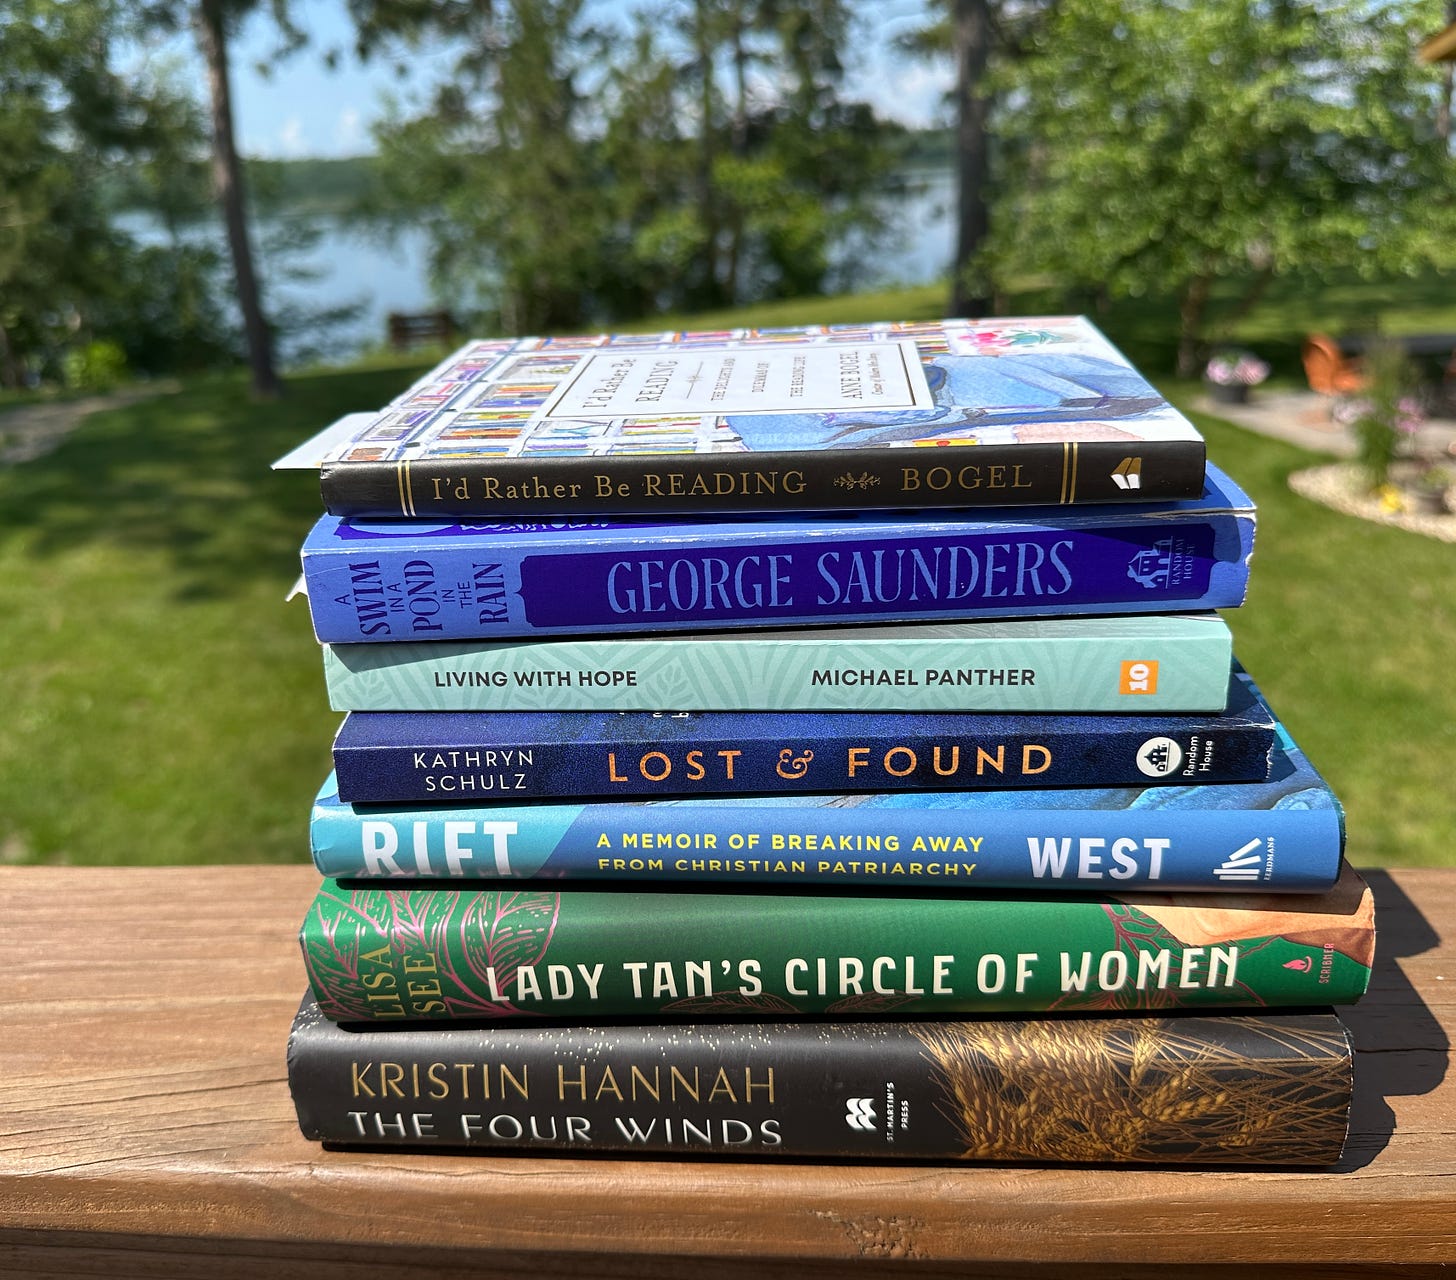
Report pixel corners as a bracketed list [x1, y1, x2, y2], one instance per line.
[536, 340, 935, 419]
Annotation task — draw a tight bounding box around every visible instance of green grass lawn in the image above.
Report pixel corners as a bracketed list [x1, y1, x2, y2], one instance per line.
[1, 288, 1452, 868]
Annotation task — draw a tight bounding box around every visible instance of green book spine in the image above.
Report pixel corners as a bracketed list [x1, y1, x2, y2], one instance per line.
[300, 863, 1374, 1023]
[322, 614, 1234, 713]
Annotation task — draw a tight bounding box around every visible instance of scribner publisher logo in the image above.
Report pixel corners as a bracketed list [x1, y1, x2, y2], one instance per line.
[1119, 660, 1159, 695]
[1214, 838, 1265, 881]
[1283, 957, 1314, 973]
[1111, 457, 1143, 489]
[845, 1098, 878, 1132]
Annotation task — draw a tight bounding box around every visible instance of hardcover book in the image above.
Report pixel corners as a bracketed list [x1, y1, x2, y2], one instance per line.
[296, 462, 1254, 643]
[288, 999, 1355, 1167]
[299, 861, 1375, 1023]
[322, 613, 1235, 714]
[271, 318, 1207, 517]
[312, 676, 1338, 892]
[329, 668, 1276, 803]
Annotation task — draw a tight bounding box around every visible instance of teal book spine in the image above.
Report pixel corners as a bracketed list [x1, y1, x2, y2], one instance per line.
[322, 614, 1234, 713]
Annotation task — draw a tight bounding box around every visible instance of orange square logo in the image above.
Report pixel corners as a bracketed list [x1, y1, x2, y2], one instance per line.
[1119, 659, 1159, 695]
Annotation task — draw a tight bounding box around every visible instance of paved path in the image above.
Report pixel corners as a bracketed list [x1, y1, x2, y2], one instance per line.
[0, 383, 178, 465]
[1194, 388, 1456, 458]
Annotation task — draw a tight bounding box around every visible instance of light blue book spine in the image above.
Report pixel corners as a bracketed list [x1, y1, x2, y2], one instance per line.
[298, 464, 1255, 642]
[322, 614, 1234, 713]
[308, 720, 1344, 892]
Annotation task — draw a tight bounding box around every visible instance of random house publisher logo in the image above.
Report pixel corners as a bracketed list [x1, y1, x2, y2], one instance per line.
[1135, 735, 1184, 778]
[845, 1098, 878, 1132]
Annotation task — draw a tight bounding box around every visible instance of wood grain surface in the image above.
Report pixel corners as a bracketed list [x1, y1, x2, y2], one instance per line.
[0, 864, 1451, 1278]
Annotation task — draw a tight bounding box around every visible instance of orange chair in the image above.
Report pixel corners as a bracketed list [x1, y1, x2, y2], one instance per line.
[1301, 334, 1369, 396]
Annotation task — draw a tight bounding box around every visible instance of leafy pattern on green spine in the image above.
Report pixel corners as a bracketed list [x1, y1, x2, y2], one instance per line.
[302, 883, 561, 1020]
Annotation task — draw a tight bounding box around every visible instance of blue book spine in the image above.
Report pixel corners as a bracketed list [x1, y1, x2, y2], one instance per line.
[312, 684, 1343, 894]
[331, 673, 1275, 803]
[320, 614, 1235, 713]
[299, 463, 1254, 642]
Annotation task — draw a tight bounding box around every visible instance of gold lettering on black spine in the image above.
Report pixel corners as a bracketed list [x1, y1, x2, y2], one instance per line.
[1055, 442, 1080, 503]
[397, 461, 415, 517]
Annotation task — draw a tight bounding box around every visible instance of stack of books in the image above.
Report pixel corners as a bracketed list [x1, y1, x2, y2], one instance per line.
[276, 317, 1374, 1168]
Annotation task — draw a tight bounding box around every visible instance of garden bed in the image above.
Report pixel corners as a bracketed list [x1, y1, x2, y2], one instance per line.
[1289, 461, 1456, 543]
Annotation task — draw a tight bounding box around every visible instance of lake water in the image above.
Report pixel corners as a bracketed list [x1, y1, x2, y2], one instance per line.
[137, 167, 956, 366]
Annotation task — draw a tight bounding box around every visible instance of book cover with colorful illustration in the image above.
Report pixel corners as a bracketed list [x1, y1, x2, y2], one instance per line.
[298, 462, 1254, 643]
[329, 668, 1275, 803]
[312, 672, 1338, 892]
[299, 862, 1374, 1024]
[272, 318, 1207, 516]
[288, 999, 1354, 1167]
[321, 613, 1235, 714]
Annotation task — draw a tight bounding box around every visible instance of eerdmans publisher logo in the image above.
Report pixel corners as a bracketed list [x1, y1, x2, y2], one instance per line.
[845, 1098, 878, 1132]
[1111, 457, 1143, 489]
[1214, 838, 1265, 881]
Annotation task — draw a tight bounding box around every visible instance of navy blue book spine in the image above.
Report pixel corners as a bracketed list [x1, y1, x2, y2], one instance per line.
[299, 464, 1254, 642]
[313, 671, 1343, 893]
[330, 674, 1274, 803]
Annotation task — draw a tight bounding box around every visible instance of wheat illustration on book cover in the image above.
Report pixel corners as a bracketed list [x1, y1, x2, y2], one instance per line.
[276, 317, 1206, 513]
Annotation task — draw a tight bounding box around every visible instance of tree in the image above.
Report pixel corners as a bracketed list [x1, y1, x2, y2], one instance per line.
[950, 0, 993, 314]
[646, 0, 902, 309]
[360, 0, 612, 333]
[0, 0, 209, 387]
[900, 1, 1056, 317]
[350, 0, 900, 329]
[139, 0, 299, 395]
[1434, 1, 1456, 142]
[987, 0, 1456, 375]
[193, 0, 283, 396]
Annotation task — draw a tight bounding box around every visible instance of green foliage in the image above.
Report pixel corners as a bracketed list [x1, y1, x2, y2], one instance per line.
[1347, 341, 1423, 490]
[366, 0, 612, 331]
[60, 341, 129, 391]
[985, 0, 1456, 373]
[0, 0, 234, 386]
[359, 0, 902, 329]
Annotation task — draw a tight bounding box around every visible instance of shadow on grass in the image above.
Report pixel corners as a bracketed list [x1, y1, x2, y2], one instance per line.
[0, 364, 427, 602]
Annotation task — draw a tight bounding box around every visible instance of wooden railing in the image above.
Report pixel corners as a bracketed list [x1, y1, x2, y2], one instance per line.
[0, 863, 1451, 1278]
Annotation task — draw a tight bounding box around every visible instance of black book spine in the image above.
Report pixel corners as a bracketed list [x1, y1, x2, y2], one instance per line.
[319, 439, 1206, 518]
[288, 1001, 1352, 1167]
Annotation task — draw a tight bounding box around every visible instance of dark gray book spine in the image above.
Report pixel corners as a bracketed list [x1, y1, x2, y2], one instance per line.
[288, 1000, 1353, 1167]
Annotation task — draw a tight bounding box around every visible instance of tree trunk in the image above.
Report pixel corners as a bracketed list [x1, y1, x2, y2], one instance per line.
[1439, 61, 1453, 143]
[0, 321, 18, 391]
[723, 11, 748, 302]
[1177, 274, 1213, 379]
[1439, 2, 1456, 143]
[1225, 264, 1276, 329]
[691, 0, 724, 309]
[949, 0, 993, 317]
[196, 0, 281, 399]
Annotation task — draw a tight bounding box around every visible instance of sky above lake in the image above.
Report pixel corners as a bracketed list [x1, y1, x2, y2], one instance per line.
[213, 0, 949, 159]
